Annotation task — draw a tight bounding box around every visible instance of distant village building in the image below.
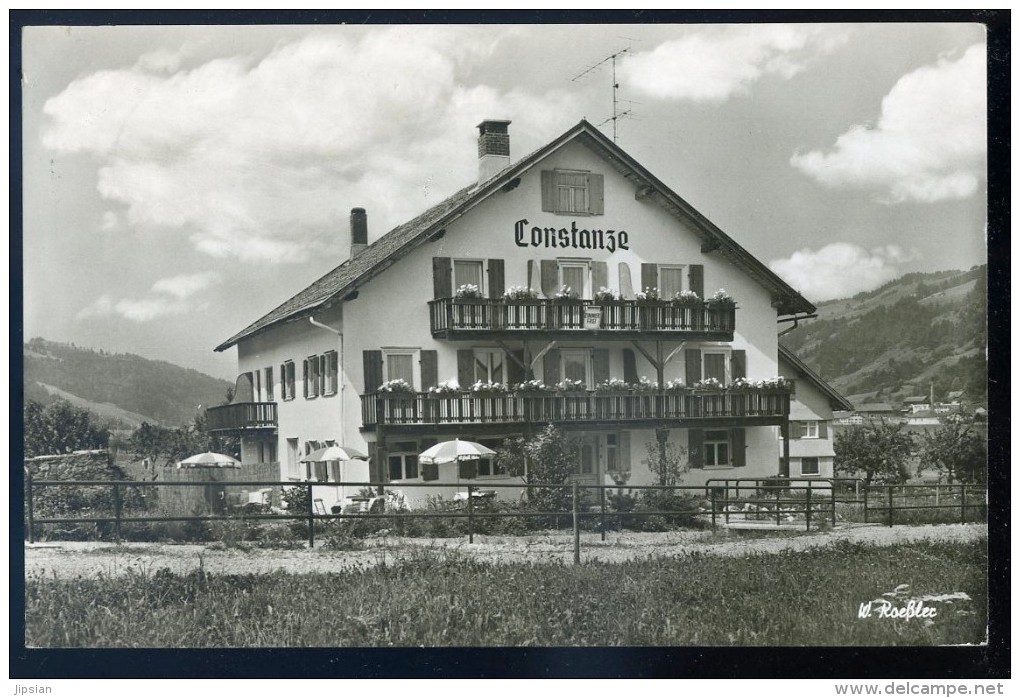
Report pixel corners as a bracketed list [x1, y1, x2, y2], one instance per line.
[206, 119, 850, 508]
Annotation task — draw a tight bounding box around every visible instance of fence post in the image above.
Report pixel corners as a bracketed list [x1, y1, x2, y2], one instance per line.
[776, 483, 781, 526]
[887, 486, 893, 528]
[600, 485, 606, 542]
[805, 480, 812, 532]
[26, 471, 35, 544]
[113, 482, 122, 543]
[467, 485, 474, 544]
[863, 483, 868, 524]
[572, 482, 580, 565]
[830, 481, 837, 528]
[960, 483, 966, 523]
[711, 487, 717, 528]
[307, 482, 315, 548]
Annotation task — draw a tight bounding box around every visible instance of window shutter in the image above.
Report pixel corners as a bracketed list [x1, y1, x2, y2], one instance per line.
[432, 257, 452, 299]
[589, 173, 605, 215]
[819, 421, 829, 439]
[731, 428, 746, 467]
[791, 421, 805, 439]
[622, 348, 638, 384]
[641, 263, 658, 294]
[457, 349, 475, 388]
[689, 264, 704, 299]
[420, 350, 438, 390]
[487, 258, 505, 299]
[592, 261, 608, 293]
[234, 372, 254, 403]
[302, 360, 310, 398]
[328, 352, 338, 394]
[266, 367, 274, 401]
[619, 431, 631, 474]
[279, 364, 286, 399]
[685, 349, 702, 384]
[619, 262, 634, 299]
[731, 350, 747, 381]
[363, 350, 383, 393]
[688, 429, 704, 469]
[459, 460, 478, 480]
[507, 349, 525, 385]
[421, 462, 439, 481]
[541, 170, 556, 212]
[543, 348, 561, 386]
[540, 260, 558, 297]
[527, 259, 537, 290]
[593, 348, 610, 384]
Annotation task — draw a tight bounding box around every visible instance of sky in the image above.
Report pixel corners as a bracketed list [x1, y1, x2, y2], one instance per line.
[20, 21, 989, 380]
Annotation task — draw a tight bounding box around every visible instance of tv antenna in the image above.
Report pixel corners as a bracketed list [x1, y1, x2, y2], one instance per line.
[571, 47, 634, 143]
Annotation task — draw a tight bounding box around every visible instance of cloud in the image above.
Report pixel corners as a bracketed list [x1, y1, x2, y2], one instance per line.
[77, 272, 220, 321]
[769, 243, 919, 302]
[151, 271, 220, 299]
[618, 25, 849, 103]
[790, 43, 986, 203]
[41, 26, 574, 264]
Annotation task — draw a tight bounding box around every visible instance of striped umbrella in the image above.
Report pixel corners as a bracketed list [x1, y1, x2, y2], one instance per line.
[418, 438, 496, 464]
[177, 452, 242, 469]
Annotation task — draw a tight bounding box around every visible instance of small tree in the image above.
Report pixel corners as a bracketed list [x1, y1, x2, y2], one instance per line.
[642, 428, 690, 488]
[918, 415, 987, 484]
[500, 425, 579, 513]
[834, 422, 914, 485]
[23, 399, 110, 458]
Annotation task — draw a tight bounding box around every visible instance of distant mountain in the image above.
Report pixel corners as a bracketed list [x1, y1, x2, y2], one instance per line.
[23, 338, 233, 427]
[780, 266, 987, 407]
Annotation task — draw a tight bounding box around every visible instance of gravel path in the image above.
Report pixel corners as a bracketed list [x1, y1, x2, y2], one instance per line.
[23, 523, 986, 579]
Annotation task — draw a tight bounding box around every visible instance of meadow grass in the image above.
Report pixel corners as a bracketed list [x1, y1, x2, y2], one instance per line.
[25, 539, 986, 647]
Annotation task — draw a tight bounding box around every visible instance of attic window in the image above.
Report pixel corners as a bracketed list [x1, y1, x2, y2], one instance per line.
[541, 169, 604, 215]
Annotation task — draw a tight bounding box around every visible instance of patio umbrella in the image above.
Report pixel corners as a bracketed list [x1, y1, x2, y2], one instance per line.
[177, 452, 242, 469]
[300, 445, 369, 463]
[418, 438, 496, 464]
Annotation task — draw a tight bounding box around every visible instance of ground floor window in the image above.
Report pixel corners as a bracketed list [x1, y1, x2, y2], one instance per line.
[704, 430, 730, 467]
[388, 440, 420, 480]
[476, 437, 508, 477]
[800, 457, 820, 476]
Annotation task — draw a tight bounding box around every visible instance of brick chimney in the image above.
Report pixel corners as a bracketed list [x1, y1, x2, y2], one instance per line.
[477, 119, 511, 183]
[350, 207, 368, 258]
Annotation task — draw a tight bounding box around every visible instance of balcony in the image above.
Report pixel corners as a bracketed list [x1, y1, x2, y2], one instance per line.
[361, 388, 788, 430]
[428, 298, 735, 341]
[205, 402, 278, 433]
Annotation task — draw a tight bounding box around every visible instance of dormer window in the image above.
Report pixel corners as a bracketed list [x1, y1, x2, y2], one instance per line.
[541, 169, 605, 215]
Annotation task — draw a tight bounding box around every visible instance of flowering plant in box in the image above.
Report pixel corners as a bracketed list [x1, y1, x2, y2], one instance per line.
[378, 378, 414, 394]
[635, 287, 660, 302]
[708, 289, 736, 307]
[553, 285, 582, 302]
[556, 378, 587, 392]
[693, 377, 724, 391]
[455, 284, 482, 299]
[427, 380, 460, 396]
[470, 380, 510, 395]
[592, 287, 621, 303]
[672, 290, 702, 306]
[594, 378, 630, 393]
[664, 379, 689, 392]
[632, 377, 659, 392]
[730, 377, 791, 391]
[504, 285, 539, 301]
[514, 379, 553, 393]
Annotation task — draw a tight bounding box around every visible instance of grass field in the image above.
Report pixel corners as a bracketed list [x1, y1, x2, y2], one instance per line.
[25, 538, 986, 647]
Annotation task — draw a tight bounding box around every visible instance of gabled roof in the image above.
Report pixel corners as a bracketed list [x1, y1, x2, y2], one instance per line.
[217, 119, 816, 352]
[778, 345, 853, 412]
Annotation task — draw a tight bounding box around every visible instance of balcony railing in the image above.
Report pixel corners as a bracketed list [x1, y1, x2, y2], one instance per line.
[362, 388, 788, 429]
[205, 402, 278, 432]
[428, 298, 735, 339]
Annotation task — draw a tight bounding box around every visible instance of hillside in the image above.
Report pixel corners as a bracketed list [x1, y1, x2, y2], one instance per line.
[23, 338, 233, 427]
[780, 265, 987, 407]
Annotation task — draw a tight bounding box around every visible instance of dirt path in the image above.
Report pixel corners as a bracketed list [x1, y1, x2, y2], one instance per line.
[23, 523, 986, 579]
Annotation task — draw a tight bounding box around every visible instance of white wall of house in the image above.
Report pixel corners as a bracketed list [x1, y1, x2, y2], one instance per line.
[779, 354, 839, 481]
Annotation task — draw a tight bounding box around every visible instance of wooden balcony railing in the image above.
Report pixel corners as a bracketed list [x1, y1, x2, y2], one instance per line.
[362, 388, 788, 429]
[428, 298, 735, 339]
[205, 402, 278, 432]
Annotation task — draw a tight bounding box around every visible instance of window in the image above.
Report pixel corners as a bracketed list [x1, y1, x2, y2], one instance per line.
[804, 421, 819, 439]
[385, 350, 416, 389]
[286, 438, 300, 479]
[282, 361, 296, 401]
[476, 438, 507, 477]
[558, 260, 590, 298]
[658, 265, 686, 298]
[574, 435, 598, 476]
[253, 370, 262, 402]
[388, 440, 420, 480]
[304, 356, 320, 398]
[323, 351, 338, 395]
[561, 349, 593, 388]
[801, 457, 820, 476]
[605, 433, 620, 473]
[704, 430, 731, 467]
[265, 367, 274, 402]
[703, 353, 728, 383]
[542, 169, 604, 215]
[453, 259, 484, 295]
[474, 349, 505, 384]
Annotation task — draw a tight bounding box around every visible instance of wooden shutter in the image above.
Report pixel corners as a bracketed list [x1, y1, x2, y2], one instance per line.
[327, 352, 338, 394]
[363, 350, 383, 393]
[234, 372, 254, 403]
[543, 348, 561, 385]
[689, 264, 704, 299]
[279, 364, 287, 399]
[302, 360, 310, 398]
[819, 421, 829, 439]
[432, 257, 452, 299]
[420, 350, 438, 390]
[593, 348, 610, 384]
[685, 349, 702, 384]
[619, 262, 634, 299]
[619, 431, 631, 474]
[457, 349, 475, 388]
[731, 350, 746, 381]
[507, 349, 525, 385]
[266, 367, 274, 401]
[731, 428, 746, 467]
[487, 258, 505, 299]
[421, 462, 439, 481]
[592, 261, 608, 292]
[540, 260, 559, 297]
[622, 348, 638, 384]
[641, 263, 658, 294]
[459, 460, 478, 480]
[688, 429, 704, 468]
[589, 173, 604, 215]
[791, 421, 805, 439]
[541, 170, 556, 212]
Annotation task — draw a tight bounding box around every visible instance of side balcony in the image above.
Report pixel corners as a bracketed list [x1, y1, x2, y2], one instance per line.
[205, 402, 278, 433]
[428, 298, 735, 341]
[361, 388, 788, 431]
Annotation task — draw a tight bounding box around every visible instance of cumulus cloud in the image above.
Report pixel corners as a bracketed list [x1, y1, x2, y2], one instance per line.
[42, 26, 574, 264]
[790, 43, 986, 203]
[151, 271, 221, 299]
[618, 25, 849, 103]
[77, 272, 220, 321]
[769, 243, 919, 302]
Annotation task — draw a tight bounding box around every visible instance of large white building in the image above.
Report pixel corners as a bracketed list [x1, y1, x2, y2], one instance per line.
[207, 119, 849, 508]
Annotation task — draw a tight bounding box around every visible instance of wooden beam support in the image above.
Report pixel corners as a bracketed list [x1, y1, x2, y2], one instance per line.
[635, 185, 655, 201]
[494, 338, 527, 371]
[530, 340, 558, 371]
[663, 342, 686, 366]
[630, 341, 660, 372]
